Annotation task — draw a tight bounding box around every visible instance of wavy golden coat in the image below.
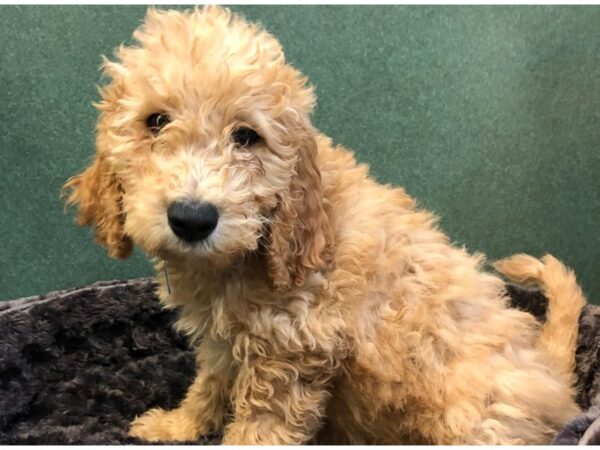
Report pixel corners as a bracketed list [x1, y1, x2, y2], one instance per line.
[64, 7, 586, 444]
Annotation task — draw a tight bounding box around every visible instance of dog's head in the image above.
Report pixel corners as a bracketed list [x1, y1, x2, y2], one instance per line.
[63, 6, 333, 290]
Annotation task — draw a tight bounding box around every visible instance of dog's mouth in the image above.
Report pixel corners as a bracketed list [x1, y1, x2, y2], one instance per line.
[156, 235, 216, 261]
[150, 223, 260, 269]
[135, 202, 268, 265]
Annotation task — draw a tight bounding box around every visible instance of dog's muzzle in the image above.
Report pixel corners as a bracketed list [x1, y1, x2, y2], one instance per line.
[167, 200, 219, 243]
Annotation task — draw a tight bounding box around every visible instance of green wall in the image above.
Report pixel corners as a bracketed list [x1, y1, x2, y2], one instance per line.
[0, 6, 598, 302]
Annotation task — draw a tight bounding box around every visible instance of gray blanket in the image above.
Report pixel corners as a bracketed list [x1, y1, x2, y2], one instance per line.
[0, 279, 218, 444]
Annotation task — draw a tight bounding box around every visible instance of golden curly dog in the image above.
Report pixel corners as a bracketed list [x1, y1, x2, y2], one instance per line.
[63, 6, 587, 444]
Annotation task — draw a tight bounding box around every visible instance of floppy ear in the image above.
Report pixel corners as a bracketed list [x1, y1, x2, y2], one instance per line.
[266, 119, 334, 290]
[62, 154, 133, 259]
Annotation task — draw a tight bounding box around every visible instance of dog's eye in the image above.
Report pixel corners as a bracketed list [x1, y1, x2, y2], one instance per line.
[145, 113, 171, 135]
[231, 127, 261, 147]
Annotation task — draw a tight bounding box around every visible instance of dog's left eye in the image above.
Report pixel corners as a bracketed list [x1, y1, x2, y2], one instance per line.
[145, 113, 171, 135]
[231, 127, 261, 147]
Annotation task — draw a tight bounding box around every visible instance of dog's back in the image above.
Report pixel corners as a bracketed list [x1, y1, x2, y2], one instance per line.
[318, 144, 583, 443]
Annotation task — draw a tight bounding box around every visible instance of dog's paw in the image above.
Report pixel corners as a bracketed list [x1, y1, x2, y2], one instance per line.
[129, 407, 201, 442]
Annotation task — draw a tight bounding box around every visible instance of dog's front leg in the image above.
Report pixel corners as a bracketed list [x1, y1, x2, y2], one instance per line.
[222, 353, 335, 445]
[129, 337, 233, 442]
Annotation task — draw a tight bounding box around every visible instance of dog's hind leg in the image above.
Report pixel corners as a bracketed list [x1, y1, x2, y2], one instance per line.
[493, 254, 586, 376]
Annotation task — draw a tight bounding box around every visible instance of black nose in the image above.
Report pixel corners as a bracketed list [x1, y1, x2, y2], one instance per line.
[167, 201, 219, 243]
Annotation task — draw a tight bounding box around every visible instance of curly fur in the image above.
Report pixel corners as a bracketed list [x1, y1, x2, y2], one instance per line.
[63, 156, 132, 259]
[63, 6, 586, 444]
[507, 278, 600, 445]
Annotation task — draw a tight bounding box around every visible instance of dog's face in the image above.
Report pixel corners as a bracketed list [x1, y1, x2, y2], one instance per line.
[64, 7, 333, 289]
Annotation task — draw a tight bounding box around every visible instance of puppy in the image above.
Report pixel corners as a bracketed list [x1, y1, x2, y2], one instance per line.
[64, 6, 586, 444]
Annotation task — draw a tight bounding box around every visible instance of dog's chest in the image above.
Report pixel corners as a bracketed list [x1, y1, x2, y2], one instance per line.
[172, 270, 342, 356]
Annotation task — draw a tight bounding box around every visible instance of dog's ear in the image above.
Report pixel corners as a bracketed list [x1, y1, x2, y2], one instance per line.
[266, 118, 334, 290]
[62, 154, 133, 259]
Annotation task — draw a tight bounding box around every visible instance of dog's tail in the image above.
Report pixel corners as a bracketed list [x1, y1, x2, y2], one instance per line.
[493, 253, 586, 376]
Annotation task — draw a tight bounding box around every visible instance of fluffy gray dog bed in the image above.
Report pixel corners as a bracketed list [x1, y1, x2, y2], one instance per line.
[0, 279, 218, 444]
[0, 279, 597, 444]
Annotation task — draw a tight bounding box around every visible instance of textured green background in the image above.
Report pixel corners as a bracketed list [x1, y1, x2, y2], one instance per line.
[0, 6, 598, 302]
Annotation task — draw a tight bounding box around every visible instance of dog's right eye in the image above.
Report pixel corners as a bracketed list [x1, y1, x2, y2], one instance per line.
[232, 127, 261, 148]
[145, 113, 171, 135]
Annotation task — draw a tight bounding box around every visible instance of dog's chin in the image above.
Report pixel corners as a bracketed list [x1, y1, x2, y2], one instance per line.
[149, 235, 258, 270]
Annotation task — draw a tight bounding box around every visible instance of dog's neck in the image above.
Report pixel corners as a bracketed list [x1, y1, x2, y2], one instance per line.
[157, 250, 270, 303]
[155, 250, 327, 346]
